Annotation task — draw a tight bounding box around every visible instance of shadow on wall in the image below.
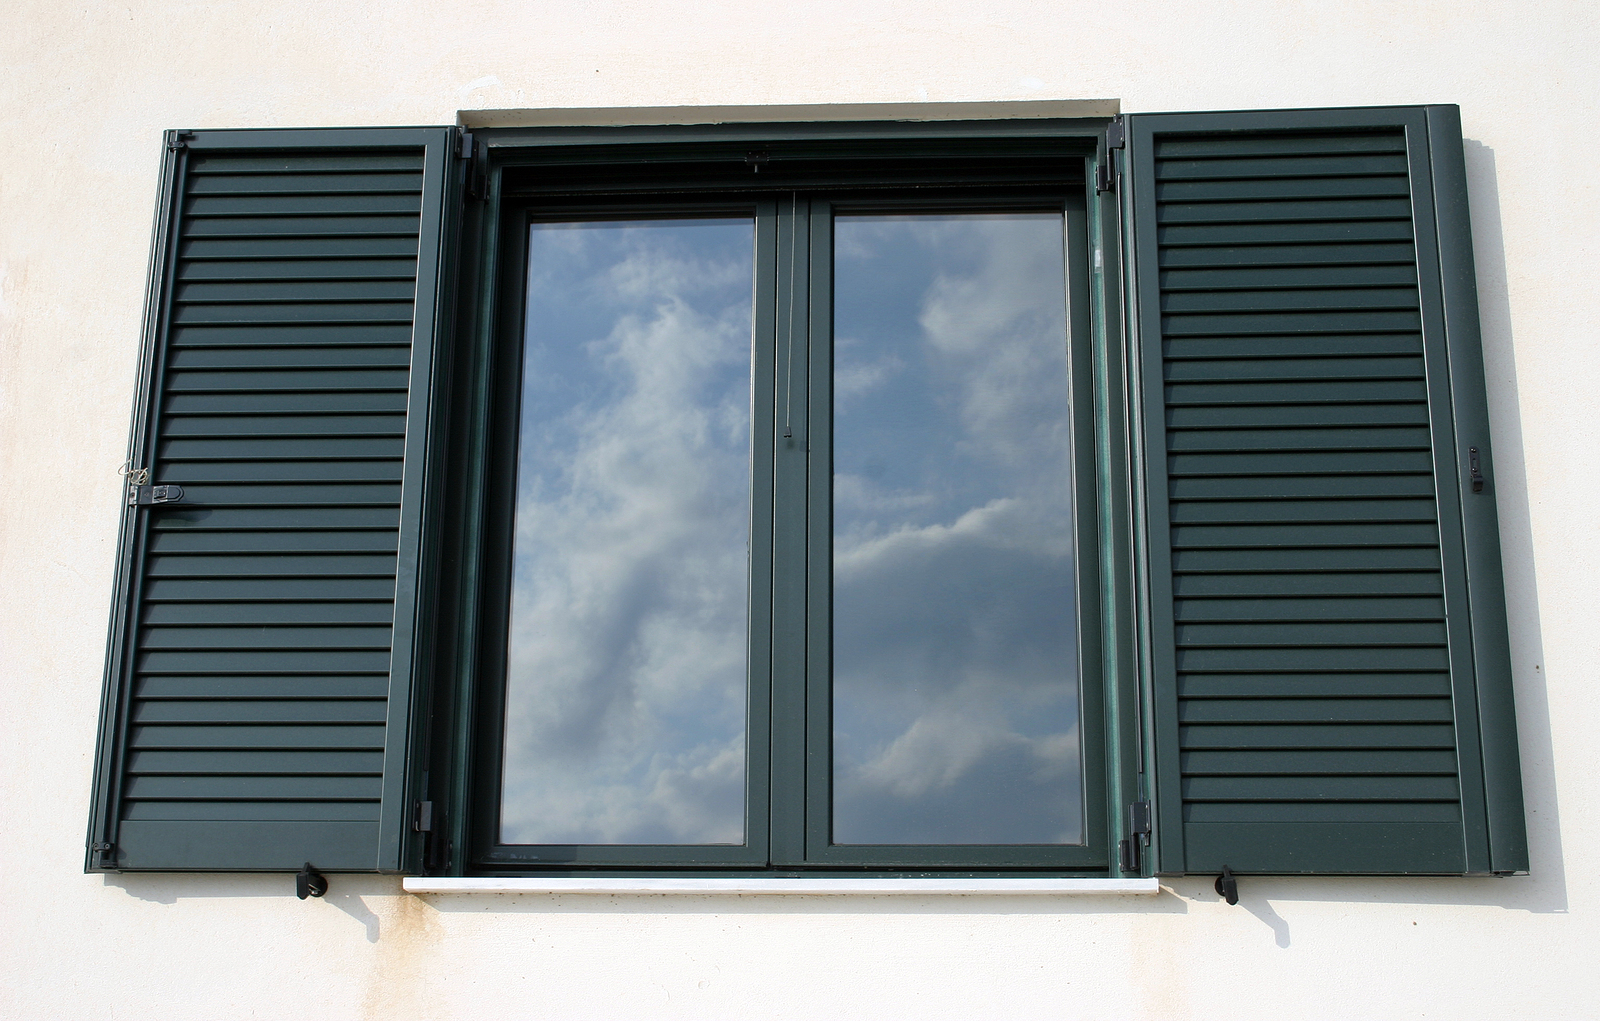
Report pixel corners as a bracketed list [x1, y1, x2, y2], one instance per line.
[1461, 139, 1564, 915]
[104, 873, 398, 944]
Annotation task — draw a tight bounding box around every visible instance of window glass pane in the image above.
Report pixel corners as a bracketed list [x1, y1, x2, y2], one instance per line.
[831, 212, 1081, 845]
[501, 218, 754, 845]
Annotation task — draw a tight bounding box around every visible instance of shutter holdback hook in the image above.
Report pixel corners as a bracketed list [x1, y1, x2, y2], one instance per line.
[1215, 865, 1239, 905]
[296, 862, 328, 900]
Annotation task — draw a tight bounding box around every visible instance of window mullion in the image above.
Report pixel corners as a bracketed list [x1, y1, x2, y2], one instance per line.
[767, 193, 812, 866]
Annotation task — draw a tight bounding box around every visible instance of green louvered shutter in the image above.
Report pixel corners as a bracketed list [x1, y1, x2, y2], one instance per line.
[87, 128, 457, 872]
[1124, 106, 1527, 875]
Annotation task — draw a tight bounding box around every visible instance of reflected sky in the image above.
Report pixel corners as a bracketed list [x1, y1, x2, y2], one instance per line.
[501, 218, 753, 846]
[832, 212, 1082, 845]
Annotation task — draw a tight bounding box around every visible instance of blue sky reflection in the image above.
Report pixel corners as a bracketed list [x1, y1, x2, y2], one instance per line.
[832, 212, 1082, 845]
[501, 218, 753, 846]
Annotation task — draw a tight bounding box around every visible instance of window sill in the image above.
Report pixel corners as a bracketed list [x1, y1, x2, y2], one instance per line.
[402, 877, 1160, 896]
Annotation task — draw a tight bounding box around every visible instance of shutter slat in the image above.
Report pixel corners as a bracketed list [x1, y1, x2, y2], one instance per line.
[1170, 522, 1439, 547]
[183, 216, 419, 237]
[188, 173, 426, 195]
[1182, 749, 1458, 773]
[1160, 241, 1416, 267]
[151, 507, 401, 529]
[162, 415, 406, 437]
[1173, 573, 1443, 597]
[179, 259, 418, 281]
[1174, 596, 1445, 621]
[1178, 723, 1457, 749]
[186, 193, 422, 216]
[1156, 176, 1411, 202]
[143, 602, 396, 625]
[138, 626, 394, 650]
[125, 776, 383, 800]
[1165, 357, 1425, 382]
[1153, 135, 1408, 158]
[1181, 776, 1458, 801]
[165, 391, 409, 414]
[135, 676, 392, 699]
[132, 699, 389, 723]
[158, 436, 406, 460]
[157, 462, 403, 483]
[137, 649, 394, 673]
[1177, 697, 1454, 723]
[128, 750, 384, 774]
[1157, 153, 1411, 180]
[180, 237, 423, 260]
[188, 153, 424, 173]
[129, 724, 386, 749]
[1177, 673, 1453, 698]
[1169, 498, 1437, 523]
[170, 304, 415, 325]
[1159, 221, 1415, 246]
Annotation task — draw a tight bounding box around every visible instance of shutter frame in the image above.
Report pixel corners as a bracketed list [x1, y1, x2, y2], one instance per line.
[1124, 105, 1528, 875]
[87, 126, 457, 872]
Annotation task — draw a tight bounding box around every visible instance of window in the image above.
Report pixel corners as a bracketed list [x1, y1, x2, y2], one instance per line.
[466, 146, 1105, 873]
[89, 108, 1528, 880]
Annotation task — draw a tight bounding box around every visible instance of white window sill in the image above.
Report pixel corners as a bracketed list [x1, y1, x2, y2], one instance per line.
[402, 877, 1160, 896]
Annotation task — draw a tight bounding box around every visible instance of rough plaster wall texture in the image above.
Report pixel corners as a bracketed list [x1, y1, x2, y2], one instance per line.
[1, 0, 1598, 1017]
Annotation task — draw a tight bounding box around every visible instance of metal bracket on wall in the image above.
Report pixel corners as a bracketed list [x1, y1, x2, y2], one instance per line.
[1215, 865, 1239, 905]
[296, 862, 328, 900]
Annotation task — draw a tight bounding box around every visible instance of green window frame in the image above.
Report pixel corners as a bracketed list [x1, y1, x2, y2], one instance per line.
[446, 124, 1124, 875]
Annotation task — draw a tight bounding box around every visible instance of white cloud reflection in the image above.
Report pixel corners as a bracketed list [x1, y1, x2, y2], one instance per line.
[501, 220, 753, 846]
[831, 214, 1082, 845]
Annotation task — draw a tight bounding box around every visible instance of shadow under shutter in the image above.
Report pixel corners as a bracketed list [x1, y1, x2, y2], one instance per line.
[88, 127, 456, 872]
[1123, 106, 1527, 875]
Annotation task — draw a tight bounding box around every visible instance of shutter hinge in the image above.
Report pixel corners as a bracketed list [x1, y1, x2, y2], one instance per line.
[1469, 446, 1485, 492]
[1095, 116, 1125, 194]
[166, 131, 195, 152]
[413, 800, 434, 832]
[91, 841, 117, 869]
[1118, 799, 1152, 873]
[459, 130, 488, 200]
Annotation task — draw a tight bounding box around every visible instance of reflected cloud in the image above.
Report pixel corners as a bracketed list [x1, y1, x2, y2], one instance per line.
[502, 219, 753, 846]
[832, 213, 1081, 845]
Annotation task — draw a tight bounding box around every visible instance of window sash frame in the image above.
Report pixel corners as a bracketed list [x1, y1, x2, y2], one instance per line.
[432, 121, 1141, 877]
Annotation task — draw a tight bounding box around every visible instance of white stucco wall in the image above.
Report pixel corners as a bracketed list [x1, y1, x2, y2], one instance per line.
[2, 1, 1597, 1017]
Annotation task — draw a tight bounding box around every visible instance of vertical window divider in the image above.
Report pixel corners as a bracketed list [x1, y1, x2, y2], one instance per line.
[768, 194, 812, 866]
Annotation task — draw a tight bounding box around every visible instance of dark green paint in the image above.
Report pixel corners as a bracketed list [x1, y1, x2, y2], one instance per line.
[1126, 107, 1525, 875]
[88, 127, 454, 873]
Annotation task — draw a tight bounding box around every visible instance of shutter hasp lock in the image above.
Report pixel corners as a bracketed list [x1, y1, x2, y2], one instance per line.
[296, 862, 328, 900]
[128, 483, 184, 506]
[1215, 865, 1238, 905]
[121, 464, 182, 506]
